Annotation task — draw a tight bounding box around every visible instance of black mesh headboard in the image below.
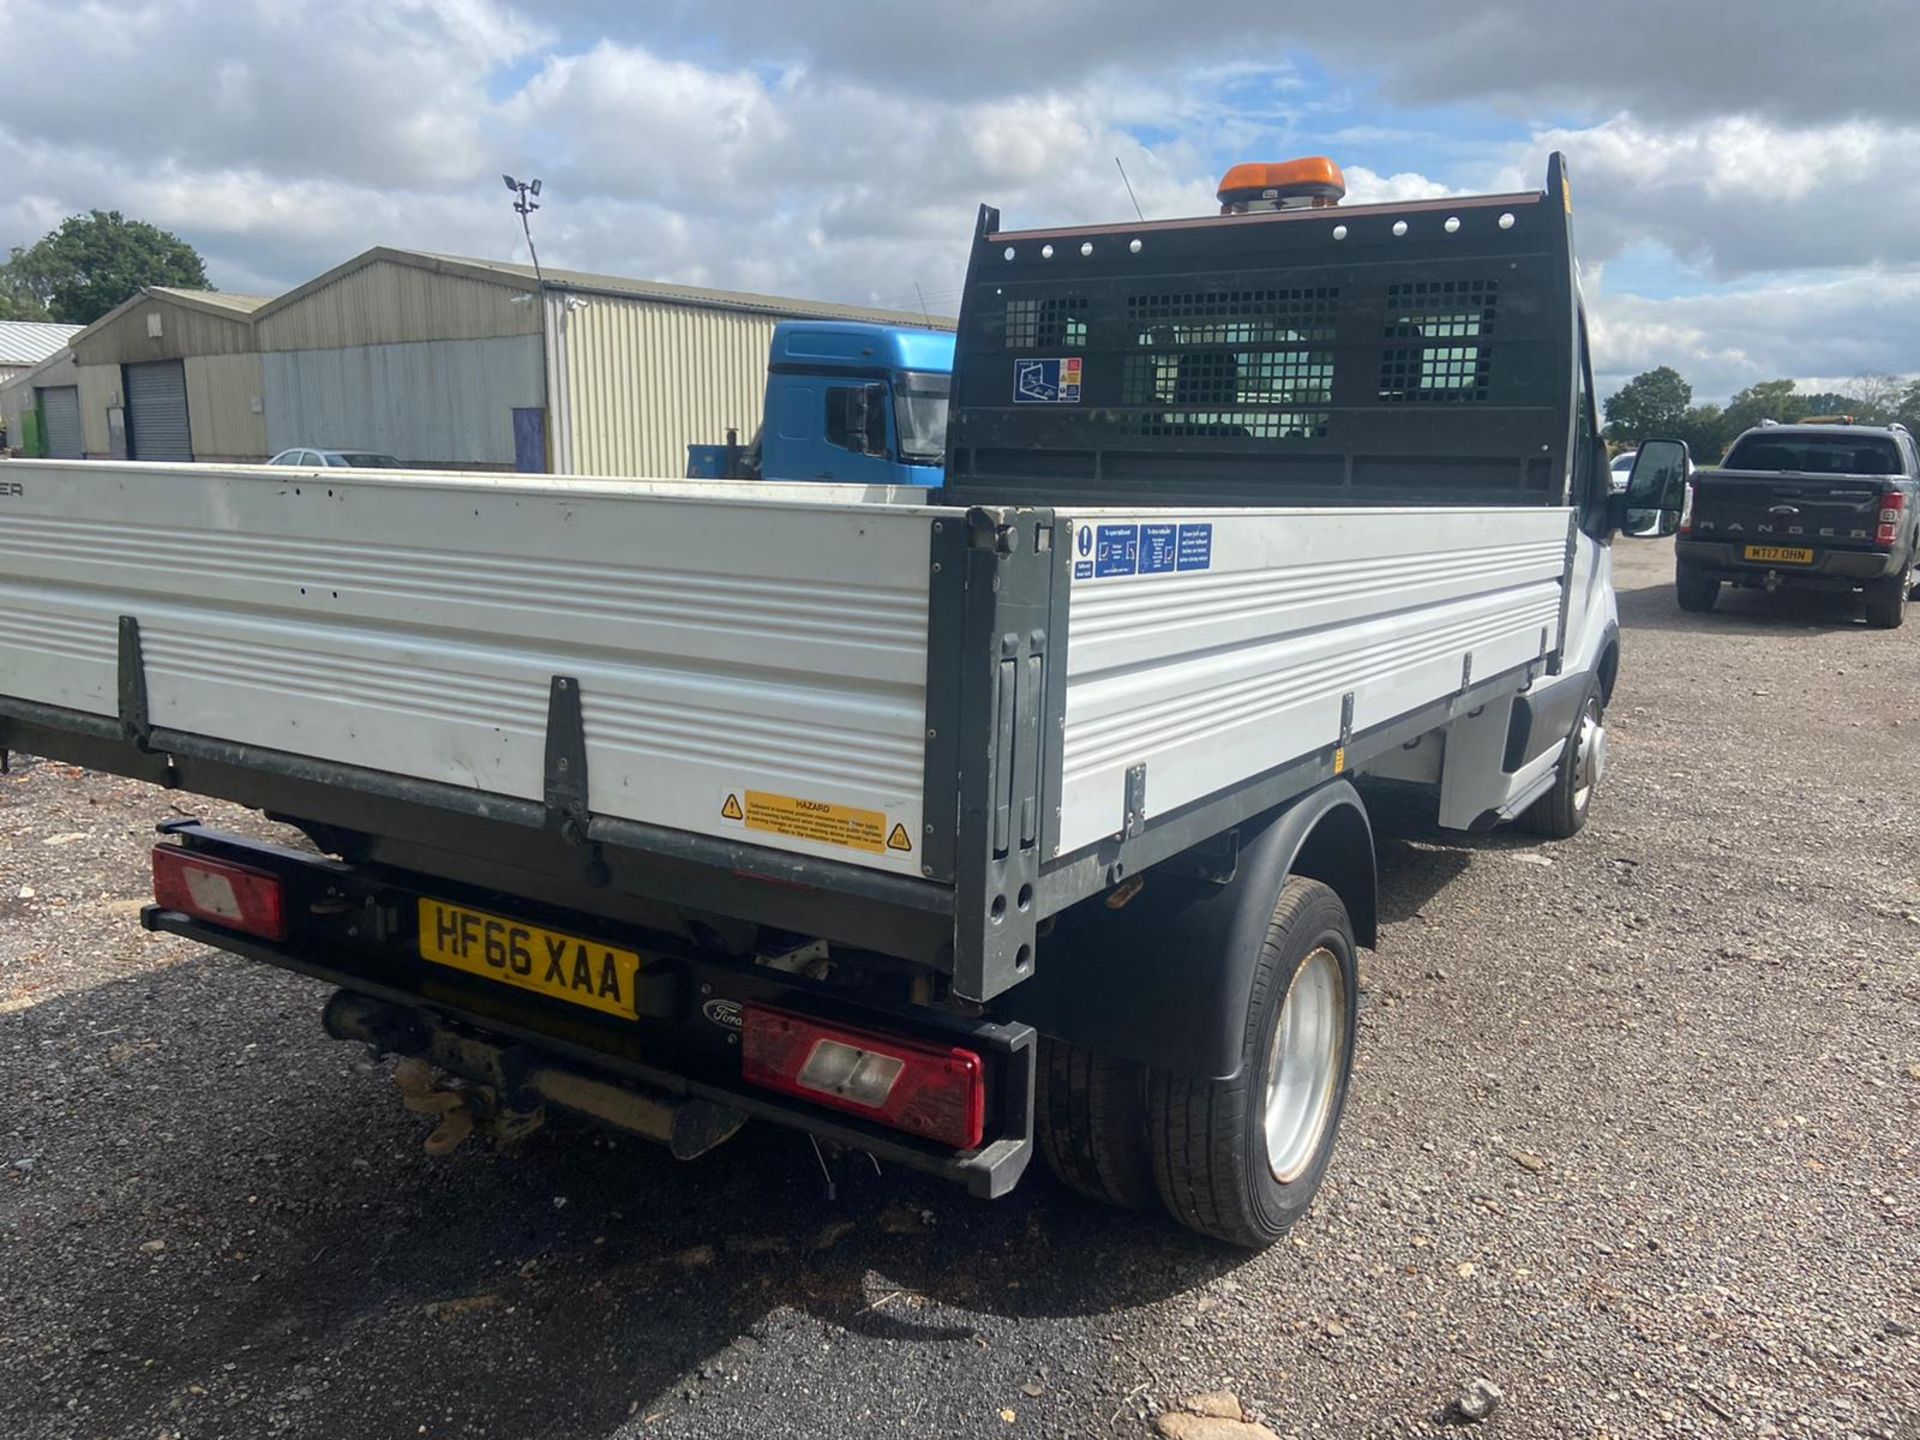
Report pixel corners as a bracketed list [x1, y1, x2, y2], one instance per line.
[944, 157, 1578, 509]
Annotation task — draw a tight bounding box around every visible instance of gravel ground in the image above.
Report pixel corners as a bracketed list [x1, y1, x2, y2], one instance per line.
[2, 536, 1916, 1440]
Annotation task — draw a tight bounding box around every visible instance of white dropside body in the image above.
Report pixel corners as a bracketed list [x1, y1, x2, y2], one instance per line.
[2, 461, 1590, 878]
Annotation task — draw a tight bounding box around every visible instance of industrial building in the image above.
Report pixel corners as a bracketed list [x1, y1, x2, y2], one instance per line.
[0, 249, 947, 476]
[0, 289, 267, 461]
[0, 320, 82, 383]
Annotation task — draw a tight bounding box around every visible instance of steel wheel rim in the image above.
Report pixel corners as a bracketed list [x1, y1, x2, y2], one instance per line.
[1572, 701, 1604, 813]
[1264, 946, 1345, 1183]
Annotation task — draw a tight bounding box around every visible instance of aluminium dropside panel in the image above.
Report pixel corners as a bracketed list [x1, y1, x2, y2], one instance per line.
[0, 461, 959, 879]
[1050, 504, 1572, 856]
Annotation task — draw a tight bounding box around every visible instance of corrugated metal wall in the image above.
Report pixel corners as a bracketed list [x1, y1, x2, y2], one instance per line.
[72, 298, 256, 364]
[256, 261, 543, 351]
[185, 353, 268, 461]
[558, 296, 781, 478]
[263, 334, 544, 466]
[0, 350, 78, 445]
[125, 359, 192, 461]
[37, 385, 83, 457]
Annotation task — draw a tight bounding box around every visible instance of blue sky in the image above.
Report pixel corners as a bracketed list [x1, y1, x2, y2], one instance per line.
[1, 0, 1916, 403]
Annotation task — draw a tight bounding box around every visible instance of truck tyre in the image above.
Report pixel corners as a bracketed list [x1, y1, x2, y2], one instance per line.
[1675, 565, 1719, 613]
[1146, 877, 1357, 1248]
[1034, 1038, 1158, 1211]
[1864, 559, 1912, 629]
[1521, 677, 1604, 840]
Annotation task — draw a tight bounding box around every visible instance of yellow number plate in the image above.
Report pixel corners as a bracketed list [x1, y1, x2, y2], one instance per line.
[417, 899, 643, 1019]
[1743, 545, 1814, 564]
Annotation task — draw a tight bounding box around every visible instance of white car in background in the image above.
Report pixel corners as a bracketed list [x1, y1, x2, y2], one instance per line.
[266, 447, 401, 468]
[1610, 450, 1637, 492]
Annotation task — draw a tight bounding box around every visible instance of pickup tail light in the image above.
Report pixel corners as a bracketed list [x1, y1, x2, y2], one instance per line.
[1876, 490, 1905, 548]
[740, 1005, 985, 1150]
[1678, 480, 1696, 536]
[152, 847, 288, 941]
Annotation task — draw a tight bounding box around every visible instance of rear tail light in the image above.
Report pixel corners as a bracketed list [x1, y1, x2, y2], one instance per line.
[740, 1004, 985, 1149]
[1876, 490, 1905, 548]
[1678, 480, 1696, 536]
[152, 847, 288, 941]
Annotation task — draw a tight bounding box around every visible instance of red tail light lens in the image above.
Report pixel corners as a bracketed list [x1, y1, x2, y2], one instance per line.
[740, 1005, 985, 1150]
[1876, 490, 1905, 548]
[152, 847, 288, 941]
[1678, 481, 1695, 536]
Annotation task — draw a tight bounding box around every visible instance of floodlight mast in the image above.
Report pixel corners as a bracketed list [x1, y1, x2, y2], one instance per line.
[503, 174, 545, 285]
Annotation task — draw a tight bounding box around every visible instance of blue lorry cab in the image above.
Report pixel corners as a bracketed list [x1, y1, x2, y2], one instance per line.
[687, 320, 955, 487]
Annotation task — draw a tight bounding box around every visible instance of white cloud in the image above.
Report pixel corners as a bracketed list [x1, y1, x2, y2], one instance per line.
[0, 0, 1914, 408]
[1588, 270, 1920, 402]
[1500, 114, 1920, 277]
[548, 0, 1920, 127]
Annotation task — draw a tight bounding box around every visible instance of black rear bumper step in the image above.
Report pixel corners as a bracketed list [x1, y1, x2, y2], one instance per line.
[145, 906, 1035, 1198]
[138, 821, 1035, 1198]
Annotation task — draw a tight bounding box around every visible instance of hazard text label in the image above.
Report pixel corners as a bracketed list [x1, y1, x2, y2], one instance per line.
[731, 789, 890, 855]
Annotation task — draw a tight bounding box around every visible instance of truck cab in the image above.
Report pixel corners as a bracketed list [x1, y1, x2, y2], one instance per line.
[687, 320, 955, 486]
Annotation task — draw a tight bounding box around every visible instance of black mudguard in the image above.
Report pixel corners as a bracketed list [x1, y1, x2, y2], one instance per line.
[1009, 781, 1376, 1082]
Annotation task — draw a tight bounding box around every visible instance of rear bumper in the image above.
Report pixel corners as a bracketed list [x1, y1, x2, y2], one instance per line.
[1676, 540, 1903, 585]
[143, 822, 1035, 1198]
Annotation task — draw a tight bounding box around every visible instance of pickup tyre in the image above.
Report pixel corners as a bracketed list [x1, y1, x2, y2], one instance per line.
[1147, 877, 1358, 1248]
[1675, 564, 1720, 613]
[1864, 557, 1914, 629]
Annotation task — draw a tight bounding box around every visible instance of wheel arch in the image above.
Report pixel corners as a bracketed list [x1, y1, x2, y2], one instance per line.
[1011, 781, 1375, 1082]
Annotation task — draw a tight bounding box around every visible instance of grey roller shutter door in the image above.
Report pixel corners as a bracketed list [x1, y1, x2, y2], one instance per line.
[126, 360, 192, 461]
[38, 385, 82, 459]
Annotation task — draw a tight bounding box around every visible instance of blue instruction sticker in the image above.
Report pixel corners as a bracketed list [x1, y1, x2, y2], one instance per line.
[1139, 523, 1177, 575]
[1094, 524, 1139, 578]
[1176, 523, 1213, 571]
[1073, 560, 1094, 579]
[1013, 357, 1083, 404]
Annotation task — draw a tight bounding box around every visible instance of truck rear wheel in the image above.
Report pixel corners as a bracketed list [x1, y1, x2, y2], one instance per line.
[1146, 877, 1357, 1248]
[1034, 1038, 1157, 1210]
[1675, 565, 1719, 613]
[1864, 560, 1912, 629]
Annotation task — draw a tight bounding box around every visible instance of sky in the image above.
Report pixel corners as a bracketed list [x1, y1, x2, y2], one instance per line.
[1, 0, 1916, 402]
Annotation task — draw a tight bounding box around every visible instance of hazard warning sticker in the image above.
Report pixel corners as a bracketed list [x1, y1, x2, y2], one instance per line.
[717, 787, 910, 857]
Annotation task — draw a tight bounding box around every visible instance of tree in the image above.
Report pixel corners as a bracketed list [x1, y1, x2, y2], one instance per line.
[1842, 373, 1903, 424]
[1720, 379, 1800, 436]
[1893, 378, 1920, 434]
[1674, 403, 1730, 464]
[0, 244, 53, 321]
[1604, 366, 1692, 445]
[0, 211, 210, 325]
[1796, 390, 1860, 419]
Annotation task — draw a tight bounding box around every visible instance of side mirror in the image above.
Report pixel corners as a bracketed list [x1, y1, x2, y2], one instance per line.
[1611, 437, 1690, 537]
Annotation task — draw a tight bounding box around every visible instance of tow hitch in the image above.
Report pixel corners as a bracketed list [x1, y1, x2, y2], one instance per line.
[325, 991, 748, 1161]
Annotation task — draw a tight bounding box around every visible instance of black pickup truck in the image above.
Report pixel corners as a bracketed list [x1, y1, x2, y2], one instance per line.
[1676, 422, 1920, 627]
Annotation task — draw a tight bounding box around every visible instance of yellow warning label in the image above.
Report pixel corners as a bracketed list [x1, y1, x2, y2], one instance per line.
[886, 822, 913, 853]
[720, 792, 744, 821]
[741, 789, 887, 855]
